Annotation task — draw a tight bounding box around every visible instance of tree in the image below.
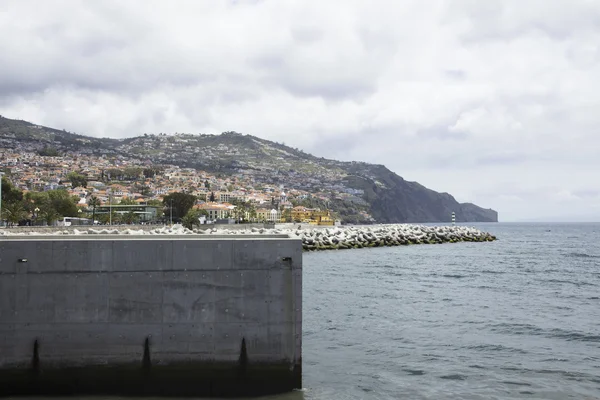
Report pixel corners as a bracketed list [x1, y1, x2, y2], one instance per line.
[3, 201, 25, 226]
[282, 208, 292, 222]
[204, 180, 210, 189]
[40, 207, 60, 226]
[162, 192, 197, 222]
[143, 167, 162, 179]
[146, 199, 164, 220]
[1, 177, 23, 204]
[38, 146, 60, 157]
[123, 167, 142, 181]
[98, 210, 120, 225]
[89, 195, 101, 223]
[106, 168, 123, 181]
[1, 177, 24, 226]
[209, 191, 216, 202]
[23, 191, 51, 221]
[143, 168, 153, 178]
[247, 203, 257, 222]
[47, 189, 78, 217]
[122, 210, 139, 225]
[119, 197, 136, 205]
[181, 208, 206, 230]
[67, 172, 87, 188]
[140, 185, 153, 197]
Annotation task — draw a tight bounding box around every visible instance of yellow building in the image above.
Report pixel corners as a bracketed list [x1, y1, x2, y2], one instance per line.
[291, 206, 312, 222]
[313, 210, 335, 226]
[256, 207, 281, 222]
[291, 207, 334, 225]
[195, 202, 235, 221]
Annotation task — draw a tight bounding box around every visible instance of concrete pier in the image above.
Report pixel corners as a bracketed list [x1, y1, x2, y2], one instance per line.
[0, 235, 302, 397]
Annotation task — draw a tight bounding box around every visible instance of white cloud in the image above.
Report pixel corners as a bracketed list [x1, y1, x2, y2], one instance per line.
[1, 0, 600, 221]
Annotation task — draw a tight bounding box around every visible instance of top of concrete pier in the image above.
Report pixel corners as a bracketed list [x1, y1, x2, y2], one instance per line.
[0, 234, 294, 241]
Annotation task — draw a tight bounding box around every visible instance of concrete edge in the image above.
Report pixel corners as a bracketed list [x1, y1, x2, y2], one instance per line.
[0, 234, 297, 241]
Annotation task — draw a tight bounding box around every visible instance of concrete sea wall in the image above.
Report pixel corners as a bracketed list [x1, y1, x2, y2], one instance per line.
[0, 235, 302, 397]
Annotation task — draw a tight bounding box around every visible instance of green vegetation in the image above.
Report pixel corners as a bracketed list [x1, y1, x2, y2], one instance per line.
[181, 208, 208, 230]
[162, 192, 197, 222]
[229, 198, 257, 223]
[89, 195, 101, 222]
[119, 197, 137, 205]
[2, 200, 26, 226]
[1, 178, 79, 226]
[67, 172, 87, 188]
[146, 199, 164, 219]
[121, 210, 139, 225]
[38, 146, 61, 157]
[281, 208, 290, 222]
[97, 209, 119, 225]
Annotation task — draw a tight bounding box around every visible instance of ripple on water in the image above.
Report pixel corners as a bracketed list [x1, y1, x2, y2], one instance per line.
[502, 381, 533, 387]
[564, 252, 600, 259]
[465, 344, 528, 354]
[403, 369, 425, 376]
[440, 374, 467, 381]
[302, 223, 600, 399]
[468, 365, 487, 369]
[441, 274, 468, 279]
[487, 323, 600, 343]
[540, 278, 597, 287]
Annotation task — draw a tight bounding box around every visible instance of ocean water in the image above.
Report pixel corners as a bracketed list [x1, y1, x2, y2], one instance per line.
[295, 222, 600, 400]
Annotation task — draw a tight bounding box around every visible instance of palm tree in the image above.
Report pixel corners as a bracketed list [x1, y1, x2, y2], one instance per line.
[40, 208, 59, 226]
[122, 210, 139, 225]
[3, 201, 25, 227]
[88, 195, 100, 223]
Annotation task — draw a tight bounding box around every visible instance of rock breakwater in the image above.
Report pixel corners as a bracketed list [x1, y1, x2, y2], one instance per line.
[293, 225, 496, 251]
[0, 224, 496, 251]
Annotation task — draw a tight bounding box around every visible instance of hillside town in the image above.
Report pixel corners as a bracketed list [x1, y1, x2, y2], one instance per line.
[0, 146, 375, 226]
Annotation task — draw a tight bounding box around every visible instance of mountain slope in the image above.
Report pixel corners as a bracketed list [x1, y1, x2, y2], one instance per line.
[0, 115, 498, 223]
[343, 165, 497, 223]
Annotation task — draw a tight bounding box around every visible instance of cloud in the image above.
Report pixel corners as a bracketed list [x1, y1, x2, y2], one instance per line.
[1, 0, 600, 221]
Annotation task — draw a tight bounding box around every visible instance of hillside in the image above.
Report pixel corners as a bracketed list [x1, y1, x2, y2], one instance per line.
[0, 115, 498, 223]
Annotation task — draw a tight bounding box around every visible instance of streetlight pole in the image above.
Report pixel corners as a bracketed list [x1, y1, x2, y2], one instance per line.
[0, 171, 4, 227]
[170, 199, 173, 225]
[109, 192, 112, 226]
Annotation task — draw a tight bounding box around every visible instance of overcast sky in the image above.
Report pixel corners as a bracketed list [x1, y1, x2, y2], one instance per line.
[1, 0, 599, 222]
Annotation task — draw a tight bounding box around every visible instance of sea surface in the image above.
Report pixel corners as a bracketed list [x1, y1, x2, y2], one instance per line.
[292, 222, 600, 400]
[14, 223, 600, 399]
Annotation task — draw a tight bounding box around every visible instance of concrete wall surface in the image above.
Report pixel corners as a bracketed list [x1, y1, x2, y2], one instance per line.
[0, 235, 302, 397]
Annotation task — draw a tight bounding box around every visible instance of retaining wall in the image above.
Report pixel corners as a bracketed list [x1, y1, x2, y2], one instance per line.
[0, 235, 302, 397]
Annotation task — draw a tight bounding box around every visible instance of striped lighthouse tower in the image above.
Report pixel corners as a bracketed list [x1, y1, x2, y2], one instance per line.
[451, 212, 456, 225]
